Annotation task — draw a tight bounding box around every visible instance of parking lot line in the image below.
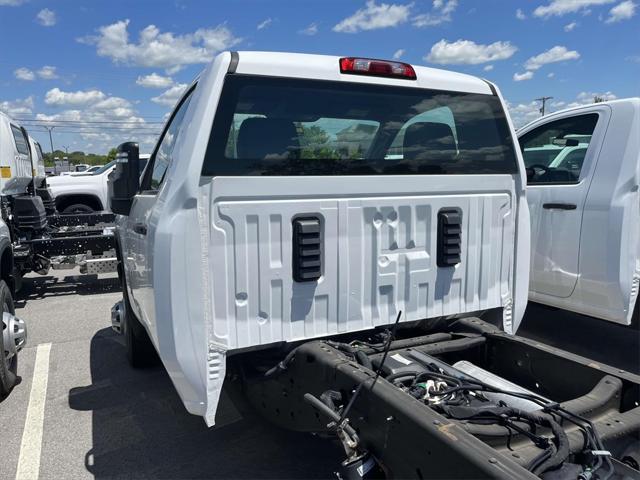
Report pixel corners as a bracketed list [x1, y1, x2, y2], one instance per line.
[15, 343, 52, 480]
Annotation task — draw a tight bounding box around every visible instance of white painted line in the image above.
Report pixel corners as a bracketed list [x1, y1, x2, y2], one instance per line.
[15, 343, 52, 480]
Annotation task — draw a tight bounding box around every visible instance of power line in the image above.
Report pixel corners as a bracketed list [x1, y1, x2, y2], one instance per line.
[28, 129, 162, 135]
[14, 118, 166, 124]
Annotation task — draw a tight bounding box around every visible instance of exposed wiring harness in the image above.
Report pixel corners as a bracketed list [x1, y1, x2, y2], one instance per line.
[384, 367, 613, 478]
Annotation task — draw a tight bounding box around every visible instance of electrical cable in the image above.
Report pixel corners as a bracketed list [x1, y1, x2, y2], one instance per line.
[338, 310, 403, 424]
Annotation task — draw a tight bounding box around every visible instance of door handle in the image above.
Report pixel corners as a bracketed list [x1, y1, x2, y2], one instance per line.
[543, 203, 577, 210]
[133, 223, 148, 235]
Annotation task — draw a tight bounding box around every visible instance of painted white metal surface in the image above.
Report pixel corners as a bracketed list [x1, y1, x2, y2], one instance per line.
[117, 51, 530, 425]
[0, 111, 34, 195]
[521, 98, 640, 325]
[27, 136, 46, 184]
[207, 178, 515, 349]
[47, 165, 114, 210]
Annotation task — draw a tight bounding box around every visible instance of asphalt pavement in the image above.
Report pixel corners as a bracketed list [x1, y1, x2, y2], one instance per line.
[1, 270, 341, 480]
[1, 270, 638, 479]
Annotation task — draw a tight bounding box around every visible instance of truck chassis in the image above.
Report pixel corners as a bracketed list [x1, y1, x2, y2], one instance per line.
[236, 318, 640, 479]
[11, 211, 117, 280]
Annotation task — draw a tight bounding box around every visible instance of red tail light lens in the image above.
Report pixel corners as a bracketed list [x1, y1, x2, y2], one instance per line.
[339, 57, 417, 80]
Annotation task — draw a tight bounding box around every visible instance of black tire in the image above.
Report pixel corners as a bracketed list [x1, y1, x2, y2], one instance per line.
[62, 203, 94, 214]
[122, 278, 159, 368]
[0, 280, 18, 399]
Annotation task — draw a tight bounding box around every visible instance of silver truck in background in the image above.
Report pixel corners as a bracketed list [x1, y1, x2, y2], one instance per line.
[520, 98, 640, 325]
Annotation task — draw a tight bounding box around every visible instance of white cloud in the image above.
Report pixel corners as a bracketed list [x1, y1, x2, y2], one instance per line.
[483, 64, 494, 71]
[513, 71, 534, 81]
[425, 39, 518, 65]
[507, 100, 543, 128]
[136, 72, 174, 89]
[534, 0, 615, 17]
[81, 20, 241, 71]
[299, 22, 319, 35]
[524, 45, 580, 71]
[548, 72, 556, 77]
[14, 66, 59, 81]
[516, 8, 526, 19]
[576, 90, 617, 102]
[257, 18, 272, 30]
[508, 91, 618, 129]
[627, 55, 640, 62]
[35, 93, 154, 153]
[151, 83, 188, 107]
[393, 48, 405, 59]
[413, 0, 458, 26]
[0, 0, 27, 5]
[564, 21, 578, 30]
[333, 1, 412, 33]
[36, 8, 56, 26]
[14, 67, 35, 81]
[605, 0, 637, 22]
[0, 96, 34, 116]
[45, 88, 106, 106]
[37, 66, 58, 79]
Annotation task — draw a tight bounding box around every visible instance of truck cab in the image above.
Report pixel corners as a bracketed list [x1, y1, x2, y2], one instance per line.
[519, 98, 640, 325]
[107, 53, 640, 479]
[110, 51, 530, 425]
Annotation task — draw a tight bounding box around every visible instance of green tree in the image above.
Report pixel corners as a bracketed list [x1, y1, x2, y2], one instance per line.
[299, 125, 339, 160]
[107, 148, 118, 161]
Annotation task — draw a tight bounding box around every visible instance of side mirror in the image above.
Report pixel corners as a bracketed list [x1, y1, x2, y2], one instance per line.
[551, 137, 579, 147]
[108, 142, 140, 216]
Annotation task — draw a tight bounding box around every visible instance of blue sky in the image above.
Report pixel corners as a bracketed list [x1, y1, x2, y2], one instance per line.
[1, 0, 638, 155]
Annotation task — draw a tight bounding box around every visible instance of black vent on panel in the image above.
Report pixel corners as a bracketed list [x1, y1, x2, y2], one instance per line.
[292, 217, 322, 282]
[437, 208, 462, 267]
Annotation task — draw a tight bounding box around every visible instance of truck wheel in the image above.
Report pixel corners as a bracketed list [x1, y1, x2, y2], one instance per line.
[0, 280, 18, 399]
[62, 204, 94, 214]
[122, 285, 159, 368]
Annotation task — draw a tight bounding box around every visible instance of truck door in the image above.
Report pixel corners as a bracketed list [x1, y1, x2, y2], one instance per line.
[125, 88, 194, 335]
[520, 110, 606, 298]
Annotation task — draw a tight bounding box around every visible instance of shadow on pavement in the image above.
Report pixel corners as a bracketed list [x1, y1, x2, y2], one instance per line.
[68, 328, 341, 479]
[519, 302, 640, 375]
[16, 274, 120, 306]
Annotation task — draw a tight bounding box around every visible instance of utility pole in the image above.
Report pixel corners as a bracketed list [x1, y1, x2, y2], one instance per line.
[535, 96, 553, 116]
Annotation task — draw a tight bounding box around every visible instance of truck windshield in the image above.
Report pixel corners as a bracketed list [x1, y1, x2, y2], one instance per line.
[203, 75, 518, 176]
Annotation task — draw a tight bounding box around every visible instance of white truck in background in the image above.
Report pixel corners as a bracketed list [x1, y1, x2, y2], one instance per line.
[519, 98, 640, 326]
[47, 155, 149, 213]
[108, 52, 640, 479]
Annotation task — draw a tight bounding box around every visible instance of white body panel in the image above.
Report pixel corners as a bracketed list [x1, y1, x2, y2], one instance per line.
[27, 136, 46, 185]
[0, 112, 34, 196]
[47, 166, 114, 210]
[118, 51, 530, 425]
[521, 99, 640, 324]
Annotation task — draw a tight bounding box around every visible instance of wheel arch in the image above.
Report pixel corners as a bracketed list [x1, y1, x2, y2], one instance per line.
[55, 193, 103, 212]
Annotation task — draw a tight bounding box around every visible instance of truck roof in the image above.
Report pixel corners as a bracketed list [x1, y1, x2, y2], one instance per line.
[231, 51, 494, 96]
[529, 97, 640, 125]
[0, 110, 16, 124]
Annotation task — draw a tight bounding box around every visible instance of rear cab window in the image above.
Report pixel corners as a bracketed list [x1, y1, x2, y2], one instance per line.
[203, 75, 518, 176]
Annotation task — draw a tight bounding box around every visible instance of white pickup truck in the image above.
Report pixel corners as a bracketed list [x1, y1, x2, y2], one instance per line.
[519, 98, 639, 326]
[47, 155, 148, 213]
[108, 52, 640, 479]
